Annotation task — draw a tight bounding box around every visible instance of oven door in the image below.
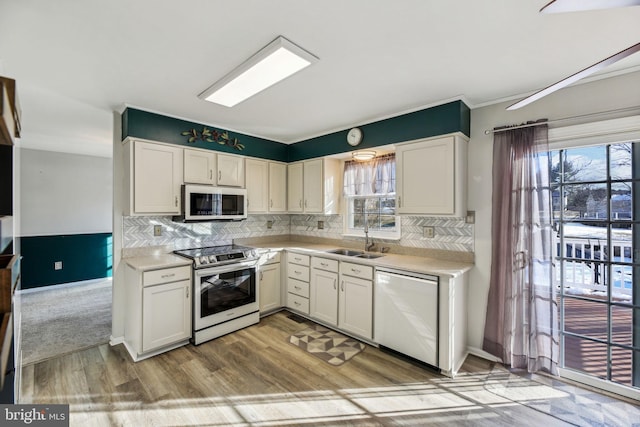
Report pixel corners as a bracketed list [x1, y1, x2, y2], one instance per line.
[193, 261, 258, 331]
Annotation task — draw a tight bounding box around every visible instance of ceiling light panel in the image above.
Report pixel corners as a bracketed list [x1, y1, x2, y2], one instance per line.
[199, 36, 318, 107]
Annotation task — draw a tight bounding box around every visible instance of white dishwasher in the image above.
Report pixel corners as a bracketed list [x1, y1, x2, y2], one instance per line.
[374, 268, 439, 367]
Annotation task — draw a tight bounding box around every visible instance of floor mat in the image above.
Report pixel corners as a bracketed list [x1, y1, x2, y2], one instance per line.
[288, 324, 365, 366]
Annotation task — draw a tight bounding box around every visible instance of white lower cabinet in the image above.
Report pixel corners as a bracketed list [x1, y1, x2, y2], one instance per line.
[286, 253, 310, 314]
[309, 256, 373, 340]
[124, 264, 191, 361]
[309, 258, 339, 325]
[259, 252, 281, 314]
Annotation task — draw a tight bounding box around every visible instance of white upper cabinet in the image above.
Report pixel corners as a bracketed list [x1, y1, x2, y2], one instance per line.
[217, 153, 245, 187]
[268, 162, 287, 212]
[288, 158, 341, 214]
[125, 139, 183, 215]
[287, 162, 304, 213]
[246, 158, 269, 213]
[246, 159, 287, 213]
[184, 148, 216, 185]
[396, 133, 468, 217]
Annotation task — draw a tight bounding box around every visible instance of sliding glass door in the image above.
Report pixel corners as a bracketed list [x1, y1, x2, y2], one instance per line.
[552, 142, 639, 389]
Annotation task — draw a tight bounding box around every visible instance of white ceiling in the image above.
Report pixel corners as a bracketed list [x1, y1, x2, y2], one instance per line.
[1, 0, 639, 157]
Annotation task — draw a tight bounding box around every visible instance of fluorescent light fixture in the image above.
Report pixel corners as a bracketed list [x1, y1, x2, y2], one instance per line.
[507, 42, 640, 110]
[540, 0, 640, 13]
[352, 151, 376, 161]
[199, 36, 318, 107]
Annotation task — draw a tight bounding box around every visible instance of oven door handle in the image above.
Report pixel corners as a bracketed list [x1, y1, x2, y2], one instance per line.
[195, 261, 257, 278]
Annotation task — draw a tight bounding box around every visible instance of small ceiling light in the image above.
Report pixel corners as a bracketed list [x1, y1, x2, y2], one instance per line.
[352, 151, 376, 161]
[198, 36, 318, 107]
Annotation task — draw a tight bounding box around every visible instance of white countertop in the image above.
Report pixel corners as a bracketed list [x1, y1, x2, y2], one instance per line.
[250, 241, 473, 278]
[124, 254, 191, 271]
[122, 242, 473, 278]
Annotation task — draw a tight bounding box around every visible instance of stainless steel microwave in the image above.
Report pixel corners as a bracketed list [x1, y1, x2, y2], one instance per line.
[174, 185, 247, 222]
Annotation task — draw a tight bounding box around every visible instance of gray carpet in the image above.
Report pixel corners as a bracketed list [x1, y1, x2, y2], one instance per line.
[19, 279, 112, 365]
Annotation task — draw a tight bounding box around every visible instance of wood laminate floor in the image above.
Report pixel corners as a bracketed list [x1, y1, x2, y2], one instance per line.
[21, 311, 640, 426]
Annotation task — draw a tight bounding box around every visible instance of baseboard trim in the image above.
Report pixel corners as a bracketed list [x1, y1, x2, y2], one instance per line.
[467, 346, 502, 363]
[18, 277, 112, 294]
[109, 335, 124, 346]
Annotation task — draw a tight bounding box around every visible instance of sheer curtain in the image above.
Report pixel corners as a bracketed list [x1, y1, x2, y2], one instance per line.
[483, 121, 559, 375]
[343, 153, 395, 196]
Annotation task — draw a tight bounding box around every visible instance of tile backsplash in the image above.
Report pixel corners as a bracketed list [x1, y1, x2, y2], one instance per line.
[122, 214, 474, 253]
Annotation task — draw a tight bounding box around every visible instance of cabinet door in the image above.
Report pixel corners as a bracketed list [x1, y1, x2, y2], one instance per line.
[246, 158, 269, 213]
[397, 136, 455, 214]
[287, 162, 303, 212]
[339, 275, 373, 339]
[134, 141, 183, 214]
[142, 280, 191, 352]
[310, 268, 338, 326]
[303, 159, 323, 213]
[184, 149, 216, 185]
[269, 162, 287, 212]
[217, 153, 245, 187]
[259, 263, 281, 313]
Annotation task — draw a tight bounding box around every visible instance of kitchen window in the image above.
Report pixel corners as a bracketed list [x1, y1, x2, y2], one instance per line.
[343, 153, 400, 239]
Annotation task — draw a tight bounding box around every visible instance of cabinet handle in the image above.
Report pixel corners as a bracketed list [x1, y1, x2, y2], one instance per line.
[294, 286, 301, 290]
[247, 198, 250, 207]
[294, 301, 301, 306]
[186, 286, 189, 299]
[260, 271, 264, 281]
[321, 262, 328, 267]
[341, 280, 345, 292]
[161, 273, 175, 279]
[294, 270, 301, 275]
[299, 199, 302, 208]
[351, 268, 361, 274]
[270, 199, 273, 207]
[398, 196, 401, 208]
[210, 170, 213, 180]
[333, 279, 337, 290]
[294, 257, 302, 261]
[219, 170, 222, 181]
[175, 196, 178, 207]
[304, 200, 308, 208]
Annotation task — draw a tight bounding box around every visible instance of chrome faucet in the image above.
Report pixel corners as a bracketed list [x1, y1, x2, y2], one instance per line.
[364, 214, 375, 252]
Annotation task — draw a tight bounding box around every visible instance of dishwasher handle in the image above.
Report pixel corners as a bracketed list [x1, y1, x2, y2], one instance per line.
[375, 267, 438, 284]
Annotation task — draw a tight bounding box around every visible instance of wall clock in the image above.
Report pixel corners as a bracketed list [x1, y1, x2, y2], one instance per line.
[347, 127, 363, 146]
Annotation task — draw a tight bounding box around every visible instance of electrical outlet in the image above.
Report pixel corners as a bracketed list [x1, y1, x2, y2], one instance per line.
[54, 261, 63, 270]
[423, 226, 435, 238]
[317, 221, 324, 230]
[267, 220, 273, 229]
[153, 225, 162, 236]
[466, 210, 476, 224]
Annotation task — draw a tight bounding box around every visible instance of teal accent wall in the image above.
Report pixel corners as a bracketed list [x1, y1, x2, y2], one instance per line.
[288, 100, 470, 162]
[122, 108, 289, 162]
[20, 233, 113, 289]
[122, 100, 470, 163]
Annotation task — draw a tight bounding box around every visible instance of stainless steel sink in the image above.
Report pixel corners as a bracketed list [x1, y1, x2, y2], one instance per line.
[326, 248, 364, 256]
[356, 253, 384, 259]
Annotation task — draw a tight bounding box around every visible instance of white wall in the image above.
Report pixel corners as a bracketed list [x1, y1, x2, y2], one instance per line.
[466, 71, 640, 353]
[20, 149, 112, 236]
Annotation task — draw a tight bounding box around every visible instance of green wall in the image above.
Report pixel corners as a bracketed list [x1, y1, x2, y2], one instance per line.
[288, 100, 470, 162]
[122, 108, 289, 162]
[20, 233, 113, 289]
[122, 100, 470, 162]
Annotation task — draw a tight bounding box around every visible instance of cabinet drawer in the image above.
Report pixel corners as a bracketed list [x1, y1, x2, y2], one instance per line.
[287, 263, 310, 282]
[340, 262, 373, 280]
[261, 251, 281, 265]
[287, 278, 309, 298]
[311, 257, 338, 272]
[287, 292, 309, 314]
[288, 253, 310, 266]
[143, 266, 191, 287]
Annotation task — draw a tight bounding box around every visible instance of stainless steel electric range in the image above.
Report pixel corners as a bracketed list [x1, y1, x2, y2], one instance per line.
[174, 244, 259, 345]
